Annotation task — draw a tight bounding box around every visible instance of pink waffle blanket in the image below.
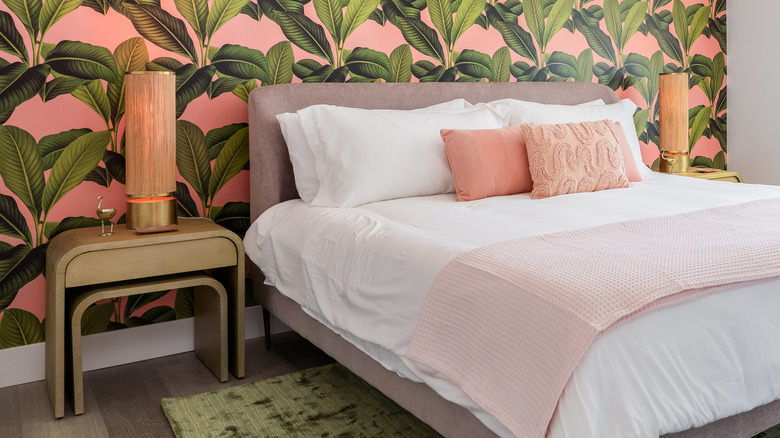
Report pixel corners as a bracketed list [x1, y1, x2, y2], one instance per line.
[407, 197, 780, 438]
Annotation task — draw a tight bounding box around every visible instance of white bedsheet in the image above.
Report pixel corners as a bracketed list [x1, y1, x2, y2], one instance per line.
[245, 172, 780, 437]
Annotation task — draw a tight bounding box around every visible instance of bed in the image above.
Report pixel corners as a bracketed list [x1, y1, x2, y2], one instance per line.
[245, 82, 780, 438]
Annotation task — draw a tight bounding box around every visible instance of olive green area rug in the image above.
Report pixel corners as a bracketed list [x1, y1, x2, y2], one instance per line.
[162, 363, 442, 437]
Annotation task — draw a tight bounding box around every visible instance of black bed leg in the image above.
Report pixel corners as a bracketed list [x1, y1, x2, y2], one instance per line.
[263, 307, 271, 350]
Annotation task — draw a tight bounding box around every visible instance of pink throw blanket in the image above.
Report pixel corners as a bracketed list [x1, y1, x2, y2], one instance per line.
[407, 198, 780, 438]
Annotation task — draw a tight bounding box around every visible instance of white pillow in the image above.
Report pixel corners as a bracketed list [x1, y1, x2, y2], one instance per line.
[277, 99, 471, 203]
[299, 103, 510, 207]
[490, 98, 649, 175]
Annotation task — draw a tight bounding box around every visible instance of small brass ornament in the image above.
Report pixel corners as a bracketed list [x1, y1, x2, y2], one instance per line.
[96, 195, 117, 236]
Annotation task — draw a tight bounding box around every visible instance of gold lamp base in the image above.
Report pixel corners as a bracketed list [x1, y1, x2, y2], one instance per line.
[126, 196, 178, 233]
[659, 150, 689, 174]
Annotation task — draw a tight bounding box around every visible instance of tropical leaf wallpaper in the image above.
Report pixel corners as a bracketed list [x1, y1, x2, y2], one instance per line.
[0, 0, 726, 350]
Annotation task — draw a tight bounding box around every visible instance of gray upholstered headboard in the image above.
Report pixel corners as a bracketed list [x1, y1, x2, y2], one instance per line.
[247, 82, 619, 221]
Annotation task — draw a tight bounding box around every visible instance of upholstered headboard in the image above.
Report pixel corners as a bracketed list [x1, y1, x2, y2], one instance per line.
[247, 82, 619, 221]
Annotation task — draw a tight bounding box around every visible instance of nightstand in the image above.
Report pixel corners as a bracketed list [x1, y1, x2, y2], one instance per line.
[45, 218, 245, 418]
[660, 169, 743, 183]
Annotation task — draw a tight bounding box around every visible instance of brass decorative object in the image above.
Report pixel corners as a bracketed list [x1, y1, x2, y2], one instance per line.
[125, 71, 178, 233]
[96, 195, 117, 236]
[658, 73, 689, 173]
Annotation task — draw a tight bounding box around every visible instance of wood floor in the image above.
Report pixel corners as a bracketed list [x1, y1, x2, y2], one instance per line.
[0, 332, 334, 438]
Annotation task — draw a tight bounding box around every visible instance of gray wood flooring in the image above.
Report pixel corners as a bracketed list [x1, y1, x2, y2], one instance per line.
[0, 332, 333, 438]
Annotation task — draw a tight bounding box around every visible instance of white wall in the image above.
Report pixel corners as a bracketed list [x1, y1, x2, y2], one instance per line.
[728, 1, 780, 185]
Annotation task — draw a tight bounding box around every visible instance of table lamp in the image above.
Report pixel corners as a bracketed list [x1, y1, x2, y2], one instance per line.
[124, 71, 178, 233]
[658, 72, 689, 174]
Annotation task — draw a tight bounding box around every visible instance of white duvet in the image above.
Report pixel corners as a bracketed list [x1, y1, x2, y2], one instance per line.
[245, 172, 780, 438]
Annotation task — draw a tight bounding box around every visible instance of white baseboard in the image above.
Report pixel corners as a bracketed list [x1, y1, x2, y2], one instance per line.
[0, 306, 288, 389]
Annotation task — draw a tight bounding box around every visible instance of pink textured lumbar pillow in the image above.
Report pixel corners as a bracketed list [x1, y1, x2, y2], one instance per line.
[441, 126, 532, 202]
[520, 120, 630, 199]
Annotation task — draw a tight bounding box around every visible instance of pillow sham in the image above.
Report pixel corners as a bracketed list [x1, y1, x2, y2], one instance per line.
[277, 99, 470, 203]
[441, 126, 532, 201]
[490, 98, 647, 177]
[520, 120, 630, 199]
[299, 103, 510, 207]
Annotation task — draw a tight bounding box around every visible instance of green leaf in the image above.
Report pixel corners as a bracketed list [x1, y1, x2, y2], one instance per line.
[39, 128, 92, 170]
[711, 51, 724, 99]
[213, 201, 249, 237]
[175, 64, 215, 117]
[174, 287, 194, 318]
[396, 17, 444, 63]
[208, 76, 244, 98]
[572, 10, 615, 65]
[241, 1, 263, 20]
[496, 21, 537, 64]
[176, 120, 211, 202]
[147, 56, 183, 72]
[420, 65, 457, 82]
[39, 76, 89, 102]
[80, 302, 114, 335]
[4, 0, 41, 39]
[45, 40, 121, 84]
[647, 12, 682, 64]
[206, 0, 250, 39]
[576, 49, 593, 82]
[276, 11, 333, 63]
[125, 2, 198, 63]
[115, 37, 149, 73]
[231, 78, 257, 101]
[340, 0, 380, 41]
[688, 105, 710, 152]
[176, 181, 199, 217]
[0, 63, 49, 114]
[542, 0, 574, 47]
[82, 0, 110, 14]
[546, 50, 577, 78]
[450, 0, 483, 44]
[0, 194, 31, 244]
[386, 44, 411, 83]
[426, 0, 452, 46]
[206, 123, 246, 159]
[671, 0, 687, 52]
[302, 65, 348, 82]
[313, 0, 343, 44]
[686, 5, 709, 52]
[603, 0, 621, 47]
[0, 126, 44, 220]
[623, 52, 651, 78]
[454, 49, 493, 81]
[344, 47, 392, 81]
[0, 308, 43, 347]
[523, 0, 544, 46]
[174, 0, 208, 41]
[47, 216, 102, 241]
[712, 150, 725, 170]
[0, 245, 45, 311]
[71, 80, 111, 124]
[39, 0, 82, 37]
[620, 1, 646, 50]
[211, 44, 270, 82]
[124, 290, 168, 320]
[368, 7, 385, 25]
[209, 126, 248, 199]
[491, 46, 511, 82]
[42, 131, 110, 215]
[633, 107, 649, 138]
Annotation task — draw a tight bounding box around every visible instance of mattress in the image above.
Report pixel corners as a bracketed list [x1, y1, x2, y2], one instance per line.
[244, 172, 780, 437]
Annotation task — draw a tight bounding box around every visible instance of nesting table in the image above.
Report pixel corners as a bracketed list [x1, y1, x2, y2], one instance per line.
[45, 218, 245, 418]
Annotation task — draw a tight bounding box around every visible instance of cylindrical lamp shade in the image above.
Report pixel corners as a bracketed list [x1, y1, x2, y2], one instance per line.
[125, 71, 176, 196]
[658, 73, 689, 173]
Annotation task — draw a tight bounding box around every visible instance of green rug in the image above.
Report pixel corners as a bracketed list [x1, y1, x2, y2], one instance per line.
[162, 363, 442, 437]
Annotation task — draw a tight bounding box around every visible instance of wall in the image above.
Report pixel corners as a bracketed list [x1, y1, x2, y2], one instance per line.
[0, 0, 726, 353]
[728, 1, 778, 185]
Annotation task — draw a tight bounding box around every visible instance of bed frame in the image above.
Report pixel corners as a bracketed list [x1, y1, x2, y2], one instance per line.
[247, 82, 780, 438]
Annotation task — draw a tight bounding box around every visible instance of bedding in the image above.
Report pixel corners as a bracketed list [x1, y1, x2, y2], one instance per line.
[297, 103, 510, 207]
[245, 172, 780, 437]
[277, 98, 471, 203]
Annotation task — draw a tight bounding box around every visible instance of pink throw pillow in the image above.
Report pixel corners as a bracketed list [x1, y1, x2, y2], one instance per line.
[441, 126, 533, 202]
[613, 121, 642, 182]
[520, 120, 630, 199]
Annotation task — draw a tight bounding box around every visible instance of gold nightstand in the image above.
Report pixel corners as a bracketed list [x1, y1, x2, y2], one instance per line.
[659, 169, 743, 183]
[45, 218, 245, 418]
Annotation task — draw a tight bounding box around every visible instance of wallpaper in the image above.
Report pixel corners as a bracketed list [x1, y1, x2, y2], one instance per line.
[0, 0, 726, 350]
